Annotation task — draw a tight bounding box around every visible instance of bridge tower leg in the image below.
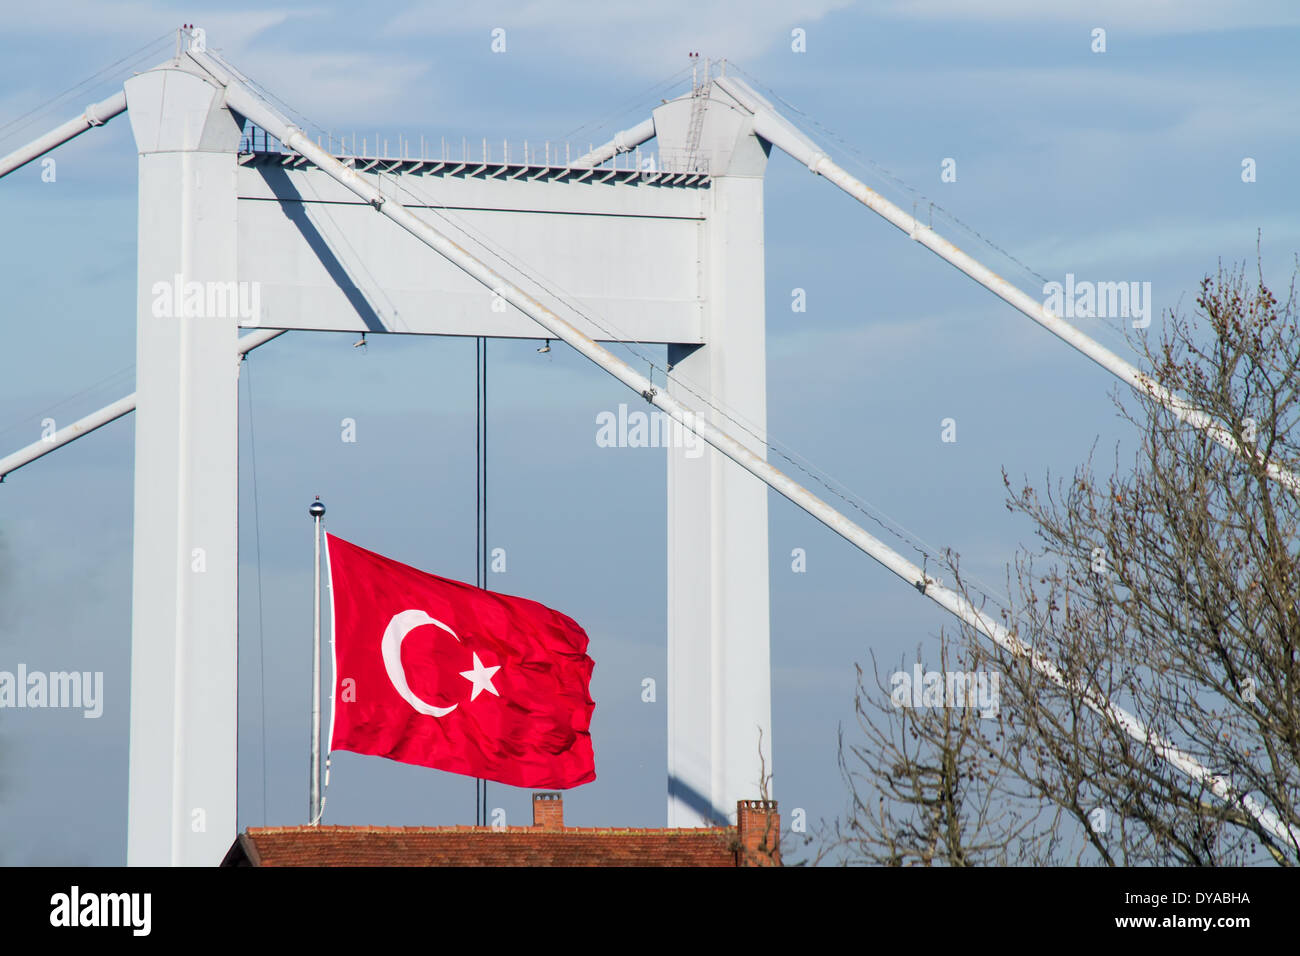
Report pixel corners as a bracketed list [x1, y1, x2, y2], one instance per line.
[123, 63, 243, 865]
[663, 91, 772, 825]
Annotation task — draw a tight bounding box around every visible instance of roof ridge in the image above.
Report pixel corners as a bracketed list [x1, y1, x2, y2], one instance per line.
[245, 825, 736, 835]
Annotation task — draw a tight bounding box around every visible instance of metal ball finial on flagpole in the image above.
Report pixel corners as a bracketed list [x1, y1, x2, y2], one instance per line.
[309, 497, 326, 825]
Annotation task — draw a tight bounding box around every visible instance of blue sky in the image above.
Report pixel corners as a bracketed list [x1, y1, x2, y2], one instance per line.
[1, 1, 1298, 864]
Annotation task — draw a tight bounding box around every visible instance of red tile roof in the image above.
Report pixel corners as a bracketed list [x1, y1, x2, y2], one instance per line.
[223, 824, 742, 867]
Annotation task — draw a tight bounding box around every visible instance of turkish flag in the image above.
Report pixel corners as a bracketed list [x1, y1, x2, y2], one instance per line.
[326, 534, 595, 789]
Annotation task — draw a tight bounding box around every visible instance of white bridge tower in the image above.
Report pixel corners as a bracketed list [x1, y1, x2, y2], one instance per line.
[122, 50, 771, 863]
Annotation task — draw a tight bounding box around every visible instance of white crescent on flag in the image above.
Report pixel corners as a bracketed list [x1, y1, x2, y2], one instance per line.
[381, 609, 462, 717]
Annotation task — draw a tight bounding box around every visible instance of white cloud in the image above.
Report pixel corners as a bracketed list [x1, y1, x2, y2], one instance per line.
[769, 309, 1039, 377]
[837, 63, 1299, 151]
[867, 0, 1300, 33]
[223, 50, 435, 127]
[1017, 218, 1300, 279]
[0, 4, 438, 134]
[1, 1, 294, 48]
[384, 0, 857, 73]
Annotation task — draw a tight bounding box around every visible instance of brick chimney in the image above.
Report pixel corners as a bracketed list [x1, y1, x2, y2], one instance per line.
[532, 792, 564, 830]
[736, 800, 781, 866]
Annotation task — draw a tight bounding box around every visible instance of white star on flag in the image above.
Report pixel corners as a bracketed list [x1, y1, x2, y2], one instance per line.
[459, 652, 501, 701]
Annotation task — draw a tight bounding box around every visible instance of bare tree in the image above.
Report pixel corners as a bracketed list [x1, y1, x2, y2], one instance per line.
[735, 727, 783, 866]
[822, 630, 1067, 865]
[826, 257, 1300, 866]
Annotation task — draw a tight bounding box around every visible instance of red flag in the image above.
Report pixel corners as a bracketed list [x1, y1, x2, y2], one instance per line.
[326, 534, 595, 789]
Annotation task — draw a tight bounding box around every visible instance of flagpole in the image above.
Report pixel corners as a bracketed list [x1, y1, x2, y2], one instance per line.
[309, 497, 326, 825]
[475, 337, 487, 825]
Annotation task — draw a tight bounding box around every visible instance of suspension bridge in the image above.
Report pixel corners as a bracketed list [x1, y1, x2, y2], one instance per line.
[1, 26, 1295, 866]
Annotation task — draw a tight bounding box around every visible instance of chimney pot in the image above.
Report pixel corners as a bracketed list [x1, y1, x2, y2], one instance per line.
[736, 799, 780, 866]
[532, 792, 564, 829]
